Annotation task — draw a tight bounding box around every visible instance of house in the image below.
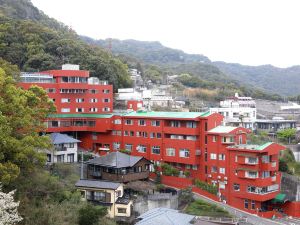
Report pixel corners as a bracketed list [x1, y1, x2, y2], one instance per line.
[86, 151, 151, 182]
[75, 179, 133, 219]
[47, 133, 80, 163]
[210, 93, 257, 129]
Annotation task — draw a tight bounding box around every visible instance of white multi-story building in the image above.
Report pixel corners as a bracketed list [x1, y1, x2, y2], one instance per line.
[210, 93, 256, 129]
[47, 133, 81, 163]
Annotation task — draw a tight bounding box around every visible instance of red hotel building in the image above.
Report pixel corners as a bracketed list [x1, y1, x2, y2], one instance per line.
[19, 65, 297, 218]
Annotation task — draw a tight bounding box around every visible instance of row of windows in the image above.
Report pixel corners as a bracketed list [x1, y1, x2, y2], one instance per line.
[233, 183, 279, 195]
[46, 88, 110, 94]
[209, 153, 226, 160]
[61, 107, 110, 113]
[209, 166, 226, 174]
[124, 119, 197, 128]
[61, 98, 110, 103]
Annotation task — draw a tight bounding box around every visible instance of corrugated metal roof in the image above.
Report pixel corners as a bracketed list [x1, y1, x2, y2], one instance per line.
[75, 179, 121, 190]
[50, 133, 81, 144]
[136, 208, 195, 225]
[86, 152, 144, 168]
[48, 113, 113, 118]
[208, 126, 237, 133]
[227, 142, 274, 151]
[123, 111, 210, 119]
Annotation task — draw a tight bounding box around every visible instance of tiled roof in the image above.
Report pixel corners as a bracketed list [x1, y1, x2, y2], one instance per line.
[123, 111, 210, 119]
[136, 208, 195, 225]
[50, 133, 81, 144]
[75, 179, 121, 190]
[48, 113, 113, 118]
[86, 151, 144, 168]
[208, 126, 237, 133]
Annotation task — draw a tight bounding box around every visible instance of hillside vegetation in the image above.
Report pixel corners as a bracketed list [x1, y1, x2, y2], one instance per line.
[0, 0, 132, 90]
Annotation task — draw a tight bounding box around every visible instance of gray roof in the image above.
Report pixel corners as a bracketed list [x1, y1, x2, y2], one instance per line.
[136, 208, 195, 225]
[50, 133, 81, 145]
[75, 179, 121, 190]
[86, 151, 145, 168]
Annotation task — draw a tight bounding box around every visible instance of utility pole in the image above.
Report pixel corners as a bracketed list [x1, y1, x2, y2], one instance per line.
[80, 150, 84, 179]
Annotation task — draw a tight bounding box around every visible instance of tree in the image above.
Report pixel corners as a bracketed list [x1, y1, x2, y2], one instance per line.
[0, 186, 22, 225]
[277, 128, 296, 144]
[0, 63, 55, 185]
[279, 158, 289, 173]
[78, 203, 107, 225]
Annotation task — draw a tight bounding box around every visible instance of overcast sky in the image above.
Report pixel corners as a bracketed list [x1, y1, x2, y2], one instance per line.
[31, 0, 300, 68]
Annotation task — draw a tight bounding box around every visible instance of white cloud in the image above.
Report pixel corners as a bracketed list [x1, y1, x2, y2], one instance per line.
[31, 0, 300, 67]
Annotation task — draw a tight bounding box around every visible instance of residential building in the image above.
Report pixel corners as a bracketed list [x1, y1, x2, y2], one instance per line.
[86, 151, 151, 182]
[75, 180, 133, 219]
[210, 93, 256, 129]
[255, 117, 296, 135]
[47, 133, 80, 163]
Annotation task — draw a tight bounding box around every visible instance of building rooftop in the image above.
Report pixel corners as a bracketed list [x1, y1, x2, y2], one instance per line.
[136, 207, 195, 225]
[86, 151, 146, 168]
[123, 111, 212, 119]
[256, 119, 296, 123]
[227, 142, 273, 151]
[75, 179, 121, 190]
[48, 114, 113, 119]
[50, 133, 81, 144]
[208, 126, 238, 134]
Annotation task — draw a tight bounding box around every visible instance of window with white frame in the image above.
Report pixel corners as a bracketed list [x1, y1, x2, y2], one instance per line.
[245, 171, 258, 178]
[76, 108, 84, 112]
[103, 98, 110, 103]
[213, 136, 217, 142]
[219, 154, 225, 160]
[103, 89, 110, 94]
[192, 165, 198, 170]
[151, 120, 160, 126]
[125, 144, 133, 151]
[150, 132, 156, 138]
[61, 98, 70, 103]
[233, 183, 240, 191]
[186, 121, 197, 128]
[211, 166, 217, 173]
[245, 157, 258, 164]
[125, 119, 133, 125]
[179, 149, 190, 158]
[166, 148, 175, 156]
[219, 182, 225, 189]
[152, 146, 160, 154]
[114, 119, 121, 124]
[76, 98, 84, 103]
[219, 167, 225, 174]
[170, 121, 181, 127]
[157, 133, 162, 138]
[113, 142, 120, 150]
[89, 108, 98, 112]
[124, 131, 129, 136]
[90, 98, 98, 103]
[210, 153, 217, 160]
[262, 155, 270, 163]
[137, 145, 146, 153]
[138, 120, 146, 126]
[61, 108, 70, 113]
[102, 107, 110, 112]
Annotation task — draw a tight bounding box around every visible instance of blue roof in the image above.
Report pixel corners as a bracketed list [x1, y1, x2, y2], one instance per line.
[50, 133, 81, 144]
[136, 208, 195, 225]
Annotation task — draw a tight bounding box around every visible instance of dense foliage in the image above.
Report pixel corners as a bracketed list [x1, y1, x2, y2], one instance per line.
[277, 128, 297, 144]
[195, 179, 218, 195]
[0, 0, 132, 90]
[161, 163, 180, 176]
[78, 204, 107, 225]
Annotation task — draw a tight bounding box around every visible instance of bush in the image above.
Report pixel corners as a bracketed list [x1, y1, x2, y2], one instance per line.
[119, 149, 131, 155]
[179, 187, 193, 205]
[161, 163, 179, 177]
[195, 179, 218, 195]
[78, 203, 107, 225]
[184, 171, 191, 177]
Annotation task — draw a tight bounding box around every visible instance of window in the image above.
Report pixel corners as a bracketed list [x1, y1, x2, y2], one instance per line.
[245, 157, 258, 164]
[210, 153, 217, 160]
[125, 144, 133, 151]
[170, 121, 181, 127]
[244, 199, 249, 209]
[112, 130, 122, 136]
[103, 89, 110, 93]
[157, 133, 162, 138]
[89, 108, 98, 112]
[76, 98, 84, 103]
[166, 148, 175, 156]
[130, 131, 134, 136]
[76, 108, 84, 112]
[233, 183, 240, 191]
[47, 154, 51, 163]
[213, 136, 217, 142]
[67, 154, 74, 163]
[186, 121, 197, 128]
[102, 107, 110, 112]
[94, 191, 106, 201]
[90, 98, 98, 103]
[205, 122, 208, 131]
[179, 149, 190, 158]
[57, 154, 64, 163]
[251, 200, 255, 210]
[113, 142, 120, 150]
[219, 182, 225, 190]
[89, 89, 98, 94]
[125, 119, 133, 125]
[124, 131, 129, 136]
[103, 98, 110, 103]
[137, 145, 146, 153]
[136, 131, 147, 138]
[92, 132, 97, 140]
[219, 154, 225, 160]
[192, 165, 198, 170]
[211, 166, 217, 173]
[205, 148, 208, 162]
[150, 132, 156, 138]
[138, 120, 146, 126]
[186, 136, 196, 141]
[205, 166, 208, 174]
[219, 167, 225, 174]
[61, 98, 70, 103]
[67, 143, 74, 148]
[262, 171, 270, 178]
[262, 155, 270, 163]
[114, 119, 121, 124]
[239, 135, 243, 144]
[61, 108, 70, 113]
[205, 136, 208, 144]
[46, 88, 56, 93]
[186, 164, 191, 169]
[117, 208, 126, 214]
[151, 120, 160, 126]
[245, 171, 258, 178]
[152, 146, 160, 154]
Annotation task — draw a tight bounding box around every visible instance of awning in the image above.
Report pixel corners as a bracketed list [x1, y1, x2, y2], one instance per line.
[271, 193, 287, 204]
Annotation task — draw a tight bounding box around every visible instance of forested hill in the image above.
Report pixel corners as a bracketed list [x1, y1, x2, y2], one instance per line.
[0, 0, 132, 90]
[83, 37, 300, 96]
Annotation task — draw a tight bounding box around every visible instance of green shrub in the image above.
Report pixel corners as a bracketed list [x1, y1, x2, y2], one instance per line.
[78, 203, 107, 225]
[184, 171, 191, 177]
[195, 179, 218, 195]
[161, 163, 179, 177]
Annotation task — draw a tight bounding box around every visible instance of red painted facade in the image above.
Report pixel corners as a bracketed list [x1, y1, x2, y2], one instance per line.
[18, 66, 295, 218]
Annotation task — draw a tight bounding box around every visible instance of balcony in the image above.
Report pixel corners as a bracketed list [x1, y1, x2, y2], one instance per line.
[261, 162, 277, 171]
[163, 126, 198, 135]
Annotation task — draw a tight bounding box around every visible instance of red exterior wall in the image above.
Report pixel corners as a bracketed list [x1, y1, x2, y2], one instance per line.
[127, 100, 143, 111]
[282, 201, 300, 217]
